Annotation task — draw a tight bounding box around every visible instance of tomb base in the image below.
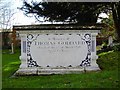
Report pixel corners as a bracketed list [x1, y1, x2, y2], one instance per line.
[14, 66, 100, 76]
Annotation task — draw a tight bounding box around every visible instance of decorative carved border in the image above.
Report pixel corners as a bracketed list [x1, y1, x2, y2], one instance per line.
[80, 33, 91, 67]
[27, 34, 39, 67]
[27, 33, 91, 67]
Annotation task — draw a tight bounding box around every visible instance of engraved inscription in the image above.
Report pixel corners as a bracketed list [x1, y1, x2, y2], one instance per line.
[27, 33, 91, 67]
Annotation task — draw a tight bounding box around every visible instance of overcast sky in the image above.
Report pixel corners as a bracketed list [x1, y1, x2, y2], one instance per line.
[11, 0, 39, 25]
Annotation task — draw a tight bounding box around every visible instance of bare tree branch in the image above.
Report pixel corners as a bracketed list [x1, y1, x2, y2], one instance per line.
[0, 0, 15, 30]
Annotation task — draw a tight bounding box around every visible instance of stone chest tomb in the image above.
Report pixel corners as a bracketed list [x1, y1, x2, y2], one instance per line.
[13, 24, 102, 75]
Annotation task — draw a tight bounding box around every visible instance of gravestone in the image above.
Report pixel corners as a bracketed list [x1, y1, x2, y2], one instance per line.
[108, 36, 113, 47]
[13, 24, 102, 75]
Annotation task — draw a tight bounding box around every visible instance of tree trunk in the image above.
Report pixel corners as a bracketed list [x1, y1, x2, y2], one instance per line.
[111, 2, 120, 41]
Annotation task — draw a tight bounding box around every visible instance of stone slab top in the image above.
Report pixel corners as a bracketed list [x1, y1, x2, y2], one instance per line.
[13, 23, 104, 31]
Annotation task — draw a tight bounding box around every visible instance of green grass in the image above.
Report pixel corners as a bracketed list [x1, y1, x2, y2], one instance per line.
[2, 49, 119, 88]
[97, 50, 119, 70]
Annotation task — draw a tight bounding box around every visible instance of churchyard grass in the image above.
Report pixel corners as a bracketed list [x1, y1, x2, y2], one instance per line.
[2, 49, 119, 88]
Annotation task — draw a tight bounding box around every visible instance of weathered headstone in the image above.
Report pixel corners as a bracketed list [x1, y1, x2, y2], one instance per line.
[13, 24, 101, 75]
[11, 43, 14, 54]
[108, 36, 113, 47]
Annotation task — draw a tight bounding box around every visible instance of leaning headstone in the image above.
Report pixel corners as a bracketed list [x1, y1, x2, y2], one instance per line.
[13, 24, 102, 75]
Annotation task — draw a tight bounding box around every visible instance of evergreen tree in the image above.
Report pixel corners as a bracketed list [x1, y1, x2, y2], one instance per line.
[20, 1, 111, 24]
[20, 1, 120, 40]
